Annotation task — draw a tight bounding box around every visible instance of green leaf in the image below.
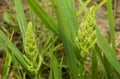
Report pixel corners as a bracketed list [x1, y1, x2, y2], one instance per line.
[78, 0, 89, 15]
[0, 30, 28, 70]
[3, 11, 11, 23]
[92, 46, 98, 79]
[25, 0, 58, 35]
[96, 26, 120, 74]
[77, 0, 90, 16]
[51, 0, 79, 79]
[96, 45, 111, 79]
[107, 0, 115, 51]
[50, 54, 62, 79]
[14, 0, 27, 44]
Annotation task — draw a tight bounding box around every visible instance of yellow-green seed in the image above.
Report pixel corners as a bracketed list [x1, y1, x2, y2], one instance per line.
[76, 6, 96, 60]
[24, 22, 43, 76]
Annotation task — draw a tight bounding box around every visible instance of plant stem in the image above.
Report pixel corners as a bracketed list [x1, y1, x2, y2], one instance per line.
[79, 62, 84, 79]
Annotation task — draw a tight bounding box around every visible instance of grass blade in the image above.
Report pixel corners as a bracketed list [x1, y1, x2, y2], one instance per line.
[13, 0, 27, 43]
[51, 0, 79, 79]
[77, 0, 90, 16]
[96, 26, 120, 74]
[0, 30, 28, 70]
[50, 54, 62, 79]
[25, 0, 58, 35]
[2, 53, 12, 79]
[107, 0, 115, 51]
[78, 0, 89, 15]
[92, 46, 98, 79]
[96, 45, 111, 79]
[2, 31, 14, 79]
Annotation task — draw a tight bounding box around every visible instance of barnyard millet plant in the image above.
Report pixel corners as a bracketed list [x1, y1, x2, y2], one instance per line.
[0, 0, 120, 79]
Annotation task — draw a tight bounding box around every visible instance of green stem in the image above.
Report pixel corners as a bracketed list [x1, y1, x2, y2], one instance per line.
[79, 62, 84, 79]
[32, 74, 40, 79]
[92, 47, 98, 79]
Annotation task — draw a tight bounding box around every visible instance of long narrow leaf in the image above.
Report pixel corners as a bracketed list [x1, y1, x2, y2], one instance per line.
[107, 0, 115, 51]
[0, 30, 28, 70]
[96, 45, 111, 79]
[96, 26, 120, 74]
[2, 31, 14, 79]
[92, 46, 98, 79]
[51, 0, 79, 79]
[78, 0, 89, 15]
[14, 0, 27, 43]
[25, 0, 58, 35]
[77, 0, 90, 16]
[50, 54, 62, 79]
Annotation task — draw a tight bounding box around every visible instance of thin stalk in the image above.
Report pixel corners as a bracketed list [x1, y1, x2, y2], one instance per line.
[78, 0, 89, 15]
[92, 46, 98, 79]
[107, 0, 115, 52]
[30, 9, 36, 33]
[32, 74, 40, 79]
[2, 31, 14, 79]
[77, 0, 90, 16]
[2, 53, 11, 79]
[79, 62, 84, 79]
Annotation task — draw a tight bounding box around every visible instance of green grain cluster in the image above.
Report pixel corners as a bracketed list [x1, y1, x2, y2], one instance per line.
[24, 22, 43, 76]
[76, 6, 96, 61]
